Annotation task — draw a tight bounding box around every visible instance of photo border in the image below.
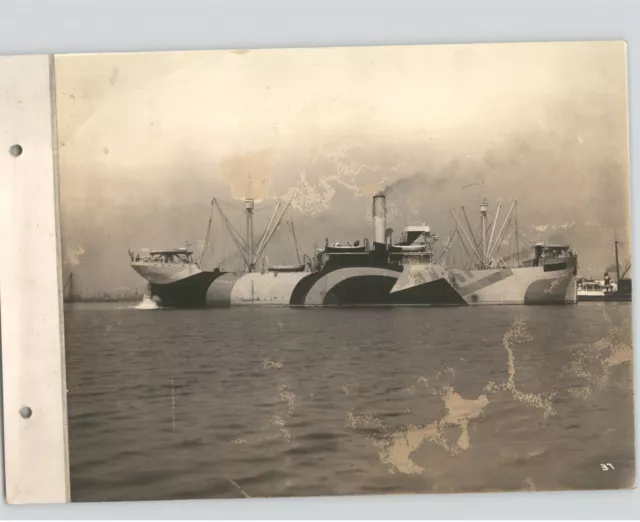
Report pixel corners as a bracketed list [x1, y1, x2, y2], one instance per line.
[0, 54, 70, 504]
[0, 0, 638, 514]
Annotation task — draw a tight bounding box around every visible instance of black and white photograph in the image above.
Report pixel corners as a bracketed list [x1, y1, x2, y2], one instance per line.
[53, 40, 633, 501]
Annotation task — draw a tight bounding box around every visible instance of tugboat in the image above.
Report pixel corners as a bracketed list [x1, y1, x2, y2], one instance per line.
[577, 237, 631, 302]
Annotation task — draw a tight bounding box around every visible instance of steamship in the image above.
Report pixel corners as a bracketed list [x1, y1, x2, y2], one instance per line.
[130, 192, 578, 308]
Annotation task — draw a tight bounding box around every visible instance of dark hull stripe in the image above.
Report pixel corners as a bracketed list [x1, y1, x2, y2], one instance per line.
[150, 271, 226, 308]
[323, 276, 397, 305]
[523, 276, 572, 305]
[322, 275, 467, 306]
[389, 277, 468, 305]
[141, 263, 578, 309]
[289, 272, 326, 306]
[290, 263, 402, 306]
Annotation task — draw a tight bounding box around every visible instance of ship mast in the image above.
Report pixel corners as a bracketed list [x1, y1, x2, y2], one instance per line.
[480, 199, 488, 267]
[245, 172, 255, 271]
[245, 198, 255, 271]
[514, 200, 520, 267]
[198, 202, 215, 269]
[212, 197, 292, 272]
[614, 230, 621, 282]
[450, 199, 517, 269]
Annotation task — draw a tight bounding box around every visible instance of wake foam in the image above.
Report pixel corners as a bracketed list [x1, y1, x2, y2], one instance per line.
[132, 295, 159, 310]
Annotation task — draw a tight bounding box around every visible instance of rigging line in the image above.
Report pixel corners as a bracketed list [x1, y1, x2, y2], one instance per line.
[199, 204, 215, 268]
[254, 201, 292, 263]
[490, 217, 513, 259]
[219, 218, 227, 269]
[461, 206, 481, 256]
[252, 206, 274, 257]
[447, 227, 471, 268]
[255, 202, 282, 258]
[229, 220, 250, 257]
[219, 207, 251, 252]
[485, 220, 493, 238]
[255, 203, 289, 262]
[474, 221, 484, 260]
[210, 215, 216, 257]
[212, 199, 251, 266]
[254, 203, 279, 214]
[253, 226, 269, 257]
[514, 200, 520, 267]
[487, 202, 502, 257]
[436, 227, 457, 263]
[215, 199, 247, 212]
[450, 209, 483, 263]
[444, 229, 452, 268]
[464, 251, 473, 270]
[455, 227, 473, 261]
[207, 212, 216, 269]
[517, 232, 535, 247]
[487, 200, 517, 260]
[288, 218, 302, 264]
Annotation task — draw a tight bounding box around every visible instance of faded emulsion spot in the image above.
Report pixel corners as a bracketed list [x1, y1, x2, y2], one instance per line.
[562, 305, 633, 400]
[219, 150, 273, 200]
[19, 406, 32, 419]
[347, 370, 490, 475]
[103, 147, 110, 155]
[348, 316, 568, 475]
[484, 317, 556, 418]
[9, 144, 23, 157]
[261, 357, 283, 370]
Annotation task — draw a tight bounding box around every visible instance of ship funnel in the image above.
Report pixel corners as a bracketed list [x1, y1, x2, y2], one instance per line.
[373, 192, 386, 245]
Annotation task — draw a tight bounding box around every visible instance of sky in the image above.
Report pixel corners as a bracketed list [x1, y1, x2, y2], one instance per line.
[55, 41, 631, 295]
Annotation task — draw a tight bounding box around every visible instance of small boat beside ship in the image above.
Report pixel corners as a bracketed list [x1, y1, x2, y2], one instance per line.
[129, 191, 578, 308]
[577, 237, 631, 302]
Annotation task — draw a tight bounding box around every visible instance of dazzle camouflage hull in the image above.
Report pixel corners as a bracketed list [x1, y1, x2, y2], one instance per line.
[204, 259, 577, 307]
[131, 261, 225, 308]
[130, 193, 578, 308]
[134, 256, 577, 308]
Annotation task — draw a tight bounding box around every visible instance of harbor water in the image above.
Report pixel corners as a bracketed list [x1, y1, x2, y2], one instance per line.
[64, 302, 635, 501]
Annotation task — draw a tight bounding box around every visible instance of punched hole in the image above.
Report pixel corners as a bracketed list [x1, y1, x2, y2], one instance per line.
[9, 144, 23, 157]
[19, 406, 32, 419]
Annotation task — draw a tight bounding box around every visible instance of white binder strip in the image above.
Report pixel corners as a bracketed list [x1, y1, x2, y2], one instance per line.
[0, 55, 70, 504]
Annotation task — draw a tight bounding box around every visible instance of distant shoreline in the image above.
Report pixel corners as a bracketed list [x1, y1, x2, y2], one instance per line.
[63, 297, 144, 303]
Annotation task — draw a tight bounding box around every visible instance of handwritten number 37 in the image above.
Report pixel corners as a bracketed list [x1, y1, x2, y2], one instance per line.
[600, 463, 615, 471]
